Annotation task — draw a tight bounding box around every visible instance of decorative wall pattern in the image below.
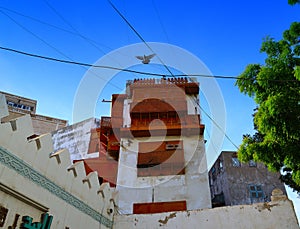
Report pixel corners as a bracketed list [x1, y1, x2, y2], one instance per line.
[0, 146, 113, 228]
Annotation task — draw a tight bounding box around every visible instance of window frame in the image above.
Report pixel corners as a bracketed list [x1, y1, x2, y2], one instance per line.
[231, 156, 241, 167]
[249, 160, 257, 167]
[248, 184, 264, 200]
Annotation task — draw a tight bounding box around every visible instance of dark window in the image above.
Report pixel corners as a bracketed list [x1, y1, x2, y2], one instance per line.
[137, 141, 185, 177]
[211, 167, 217, 181]
[131, 113, 140, 119]
[219, 160, 223, 171]
[249, 160, 257, 167]
[0, 206, 8, 227]
[159, 112, 167, 119]
[249, 185, 264, 199]
[232, 157, 241, 167]
[150, 112, 158, 120]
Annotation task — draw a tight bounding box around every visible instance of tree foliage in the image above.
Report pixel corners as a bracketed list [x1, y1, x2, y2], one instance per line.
[289, 0, 300, 5]
[235, 22, 300, 192]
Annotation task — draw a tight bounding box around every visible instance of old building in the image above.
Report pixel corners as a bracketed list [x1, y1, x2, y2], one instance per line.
[1, 91, 67, 135]
[51, 117, 119, 187]
[0, 87, 298, 228]
[114, 77, 210, 214]
[209, 151, 286, 207]
[52, 118, 100, 161]
[80, 77, 210, 214]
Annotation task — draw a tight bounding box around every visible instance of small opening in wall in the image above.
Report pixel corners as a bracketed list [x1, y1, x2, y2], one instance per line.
[10, 120, 17, 131]
[107, 208, 113, 214]
[35, 139, 41, 150]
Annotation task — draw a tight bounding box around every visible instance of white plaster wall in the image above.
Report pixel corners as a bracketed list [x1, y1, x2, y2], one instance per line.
[114, 198, 299, 229]
[51, 118, 100, 160]
[0, 164, 113, 229]
[0, 94, 9, 118]
[0, 96, 116, 229]
[116, 135, 211, 214]
[123, 99, 132, 127]
[186, 94, 199, 115]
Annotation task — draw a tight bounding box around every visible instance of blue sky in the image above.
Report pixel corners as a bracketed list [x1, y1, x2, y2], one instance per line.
[0, 0, 299, 218]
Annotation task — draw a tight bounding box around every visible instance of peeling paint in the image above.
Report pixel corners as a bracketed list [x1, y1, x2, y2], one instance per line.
[257, 203, 279, 212]
[158, 213, 177, 225]
[114, 197, 299, 229]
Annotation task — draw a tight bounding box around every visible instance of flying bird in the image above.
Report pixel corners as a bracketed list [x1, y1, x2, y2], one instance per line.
[136, 54, 156, 64]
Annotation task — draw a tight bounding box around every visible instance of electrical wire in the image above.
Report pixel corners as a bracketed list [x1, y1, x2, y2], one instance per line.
[204, 122, 220, 163]
[107, 1, 239, 149]
[107, 0, 241, 150]
[151, 0, 170, 42]
[43, 0, 145, 81]
[0, 46, 162, 76]
[196, 98, 239, 150]
[0, 6, 114, 53]
[2, 3, 296, 162]
[0, 9, 124, 92]
[43, 0, 108, 56]
[1, 45, 299, 83]
[0, 9, 72, 61]
[107, 0, 175, 77]
[42, 0, 134, 89]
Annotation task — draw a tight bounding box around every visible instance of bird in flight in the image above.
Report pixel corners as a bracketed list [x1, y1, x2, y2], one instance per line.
[136, 54, 156, 64]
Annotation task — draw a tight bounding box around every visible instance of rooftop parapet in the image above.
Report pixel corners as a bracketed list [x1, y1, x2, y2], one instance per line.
[127, 77, 199, 96]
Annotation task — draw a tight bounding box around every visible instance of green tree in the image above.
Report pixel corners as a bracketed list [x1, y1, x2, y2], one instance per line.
[289, 0, 300, 5]
[235, 22, 300, 192]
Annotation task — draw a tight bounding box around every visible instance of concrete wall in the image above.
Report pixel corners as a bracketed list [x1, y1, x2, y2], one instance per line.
[52, 118, 100, 160]
[114, 190, 299, 229]
[0, 94, 116, 229]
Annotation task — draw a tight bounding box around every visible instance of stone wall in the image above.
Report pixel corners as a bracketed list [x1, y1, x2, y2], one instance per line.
[209, 151, 286, 206]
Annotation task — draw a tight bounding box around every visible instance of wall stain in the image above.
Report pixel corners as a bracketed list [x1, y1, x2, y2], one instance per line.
[158, 213, 177, 225]
[258, 203, 279, 212]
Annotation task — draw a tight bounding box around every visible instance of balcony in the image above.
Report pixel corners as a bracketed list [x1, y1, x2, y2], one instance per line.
[120, 115, 204, 137]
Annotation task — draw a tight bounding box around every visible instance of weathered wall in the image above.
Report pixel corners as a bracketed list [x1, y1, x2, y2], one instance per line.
[116, 89, 210, 214]
[209, 151, 286, 206]
[52, 118, 100, 160]
[1, 91, 67, 135]
[186, 94, 199, 115]
[31, 114, 67, 135]
[0, 94, 116, 229]
[113, 190, 299, 229]
[0, 90, 37, 114]
[116, 135, 211, 214]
